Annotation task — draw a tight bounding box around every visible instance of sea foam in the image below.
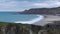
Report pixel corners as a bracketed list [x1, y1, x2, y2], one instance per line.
[15, 15, 44, 24]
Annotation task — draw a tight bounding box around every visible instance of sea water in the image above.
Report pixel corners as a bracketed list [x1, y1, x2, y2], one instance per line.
[0, 12, 44, 24]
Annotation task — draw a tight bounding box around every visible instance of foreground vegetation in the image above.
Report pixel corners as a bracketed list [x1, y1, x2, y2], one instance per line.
[0, 21, 60, 34]
[0, 22, 43, 34]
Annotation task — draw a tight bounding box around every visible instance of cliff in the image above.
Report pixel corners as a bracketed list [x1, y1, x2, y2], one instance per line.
[0, 21, 60, 34]
[20, 7, 60, 14]
[0, 22, 42, 34]
[44, 21, 60, 34]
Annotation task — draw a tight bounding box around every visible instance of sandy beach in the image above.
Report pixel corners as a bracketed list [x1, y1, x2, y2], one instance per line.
[33, 15, 60, 26]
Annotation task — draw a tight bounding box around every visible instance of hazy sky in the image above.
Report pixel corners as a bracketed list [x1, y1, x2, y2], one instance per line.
[0, 0, 60, 11]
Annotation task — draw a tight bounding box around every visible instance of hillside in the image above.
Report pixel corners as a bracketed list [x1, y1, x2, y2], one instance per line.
[44, 21, 60, 34]
[20, 7, 60, 14]
[0, 22, 42, 34]
[0, 21, 60, 34]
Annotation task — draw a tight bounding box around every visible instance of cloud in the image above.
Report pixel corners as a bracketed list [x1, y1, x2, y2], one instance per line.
[0, 0, 33, 11]
[0, 0, 60, 11]
[31, 0, 60, 8]
[33, 3, 48, 7]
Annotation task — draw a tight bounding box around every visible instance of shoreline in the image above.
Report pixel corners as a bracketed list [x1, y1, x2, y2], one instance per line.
[14, 15, 44, 24]
[33, 15, 60, 26]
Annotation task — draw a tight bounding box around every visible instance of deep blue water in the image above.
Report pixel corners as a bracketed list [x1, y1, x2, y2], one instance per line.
[0, 12, 40, 23]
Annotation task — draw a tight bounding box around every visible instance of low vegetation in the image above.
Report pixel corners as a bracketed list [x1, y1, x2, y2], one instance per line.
[0, 21, 60, 34]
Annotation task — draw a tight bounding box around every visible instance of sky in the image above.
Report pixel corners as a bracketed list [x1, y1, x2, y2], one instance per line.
[0, 0, 60, 11]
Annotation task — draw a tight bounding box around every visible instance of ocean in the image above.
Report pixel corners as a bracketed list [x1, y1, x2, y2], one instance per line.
[0, 12, 44, 24]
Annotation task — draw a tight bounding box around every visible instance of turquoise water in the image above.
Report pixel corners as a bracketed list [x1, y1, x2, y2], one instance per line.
[0, 12, 41, 23]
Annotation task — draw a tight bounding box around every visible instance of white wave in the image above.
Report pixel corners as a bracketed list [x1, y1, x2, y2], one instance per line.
[14, 15, 44, 24]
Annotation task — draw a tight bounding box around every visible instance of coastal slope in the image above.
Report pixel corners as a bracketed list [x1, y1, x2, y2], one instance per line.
[20, 7, 60, 14]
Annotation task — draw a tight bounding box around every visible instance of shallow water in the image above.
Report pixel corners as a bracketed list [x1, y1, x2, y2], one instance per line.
[0, 12, 44, 24]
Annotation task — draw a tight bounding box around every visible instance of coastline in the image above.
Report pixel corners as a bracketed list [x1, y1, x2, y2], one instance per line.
[33, 15, 60, 26]
[14, 15, 44, 24]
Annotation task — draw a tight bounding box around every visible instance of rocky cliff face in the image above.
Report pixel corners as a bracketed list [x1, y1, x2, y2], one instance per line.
[44, 21, 60, 34]
[0, 21, 60, 34]
[0, 23, 42, 34]
[0, 23, 30, 34]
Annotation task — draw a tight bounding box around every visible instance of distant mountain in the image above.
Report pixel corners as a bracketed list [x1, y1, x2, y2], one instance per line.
[19, 7, 60, 14]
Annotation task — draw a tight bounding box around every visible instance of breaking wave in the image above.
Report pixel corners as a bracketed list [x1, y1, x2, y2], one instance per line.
[14, 15, 44, 24]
